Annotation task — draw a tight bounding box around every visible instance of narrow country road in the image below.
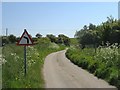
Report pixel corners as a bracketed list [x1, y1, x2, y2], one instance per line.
[43, 50, 117, 89]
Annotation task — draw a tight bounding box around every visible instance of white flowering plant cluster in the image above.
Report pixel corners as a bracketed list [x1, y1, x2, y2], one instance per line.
[66, 44, 120, 88]
[2, 38, 66, 88]
[27, 46, 40, 67]
[94, 43, 119, 87]
[95, 43, 119, 67]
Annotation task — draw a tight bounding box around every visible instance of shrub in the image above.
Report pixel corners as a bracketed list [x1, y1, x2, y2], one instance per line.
[108, 67, 118, 87]
[66, 44, 119, 88]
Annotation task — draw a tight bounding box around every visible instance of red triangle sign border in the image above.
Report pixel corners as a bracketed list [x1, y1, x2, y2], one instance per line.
[17, 29, 34, 46]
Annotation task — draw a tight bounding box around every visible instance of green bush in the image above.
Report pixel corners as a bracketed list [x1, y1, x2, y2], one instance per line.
[88, 60, 98, 74]
[94, 63, 110, 79]
[66, 44, 119, 88]
[108, 67, 118, 87]
[2, 39, 65, 88]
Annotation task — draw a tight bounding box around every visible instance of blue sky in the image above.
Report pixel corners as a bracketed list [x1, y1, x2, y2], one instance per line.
[2, 2, 118, 38]
[118, 1, 120, 19]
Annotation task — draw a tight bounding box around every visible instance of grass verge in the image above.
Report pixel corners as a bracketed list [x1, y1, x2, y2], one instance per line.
[2, 41, 65, 88]
[66, 47, 119, 89]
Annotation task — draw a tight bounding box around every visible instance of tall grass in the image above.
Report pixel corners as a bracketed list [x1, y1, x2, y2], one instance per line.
[0, 47, 2, 89]
[2, 40, 65, 88]
[66, 44, 120, 88]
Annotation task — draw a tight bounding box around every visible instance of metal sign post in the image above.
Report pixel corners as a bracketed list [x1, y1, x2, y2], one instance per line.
[17, 29, 34, 76]
[24, 46, 27, 76]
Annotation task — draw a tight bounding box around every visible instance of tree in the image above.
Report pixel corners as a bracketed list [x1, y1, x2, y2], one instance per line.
[107, 15, 114, 23]
[64, 38, 70, 46]
[83, 25, 88, 30]
[75, 16, 120, 48]
[46, 34, 70, 46]
[8, 34, 16, 43]
[36, 33, 42, 38]
[2, 36, 9, 45]
[89, 23, 96, 30]
[58, 34, 70, 46]
[46, 34, 56, 42]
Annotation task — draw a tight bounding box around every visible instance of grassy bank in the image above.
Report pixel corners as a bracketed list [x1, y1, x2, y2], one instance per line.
[2, 39, 65, 88]
[66, 45, 120, 88]
[0, 47, 2, 89]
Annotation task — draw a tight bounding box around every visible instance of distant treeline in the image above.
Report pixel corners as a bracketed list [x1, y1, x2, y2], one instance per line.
[1, 33, 70, 46]
[75, 16, 120, 48]
[2, 16, 119, 47]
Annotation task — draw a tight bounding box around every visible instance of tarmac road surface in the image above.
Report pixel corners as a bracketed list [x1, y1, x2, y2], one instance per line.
[43, 50, 117, 89]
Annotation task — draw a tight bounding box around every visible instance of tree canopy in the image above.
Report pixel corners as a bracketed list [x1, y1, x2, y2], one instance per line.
[46, 34, 70, 46]
[75, 16, 120, 47]
[36, 33, 42, 38]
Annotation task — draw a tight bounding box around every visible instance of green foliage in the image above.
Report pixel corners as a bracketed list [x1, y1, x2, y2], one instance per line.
[35, 33, 42, 38]
[57, 34, 70, 46]
[46, 34, 70, 46]
[2, 34, 17, 45]
[75, 16, 120, 47]
[46, 34, 56, 43]
[2, 39, 65, 88]
[2, 36, 9, 45]
[66, 44, 119, 88]
[8, 34, 16, 43]
[70, 38, 78, 46]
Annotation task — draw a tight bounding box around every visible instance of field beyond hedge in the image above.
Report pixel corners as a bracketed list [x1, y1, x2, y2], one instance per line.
[66, 45, 120, 89]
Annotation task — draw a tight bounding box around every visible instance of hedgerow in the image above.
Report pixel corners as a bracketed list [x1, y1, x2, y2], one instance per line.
[66, 44, 119, 88]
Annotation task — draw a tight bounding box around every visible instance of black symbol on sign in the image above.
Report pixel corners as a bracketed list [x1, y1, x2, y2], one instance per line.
[24, 36, 29, 44]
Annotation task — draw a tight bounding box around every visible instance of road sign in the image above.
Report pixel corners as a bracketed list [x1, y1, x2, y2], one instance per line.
[17, 29, 34, 76]
[17, 29, 33, 46]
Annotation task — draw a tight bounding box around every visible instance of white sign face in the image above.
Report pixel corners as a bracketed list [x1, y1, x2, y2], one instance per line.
[19, 33, 32, 44]
[17, 30, 33, 45]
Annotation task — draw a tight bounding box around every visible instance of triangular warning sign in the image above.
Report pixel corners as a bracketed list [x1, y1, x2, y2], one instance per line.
[17, 29, 34, 46]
